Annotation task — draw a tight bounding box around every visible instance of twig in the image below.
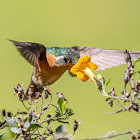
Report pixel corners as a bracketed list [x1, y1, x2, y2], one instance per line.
[82, 131, 132, 140]
[21, 101, 29, 111]
[106, 95, 140, 106]
[29, 115, 57, 137]
[14, 110, 27, 117]
[113, 100, 122, 108]
[51, 104, 58, 110]
[13, 134, 20, 140]
[117, 100, 126, 109]
[36, 96, 45, 109]
[39, 96, 45, 116]
[0, 122, 7, 130]
[40, 95, 52, 116]
[29, 128, 38, 137]
[104, 109, 127, 115]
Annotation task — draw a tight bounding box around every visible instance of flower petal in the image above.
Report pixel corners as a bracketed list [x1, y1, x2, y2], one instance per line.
[70, 64, 82, 75]
[77, 72, 89, 82]
[78, 56, 91, 64]
[87, 62, 98, 71]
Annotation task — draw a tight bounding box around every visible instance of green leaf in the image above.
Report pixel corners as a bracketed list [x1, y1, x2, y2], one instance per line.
[23, 116, 27, 122]
[11, 127, 21, 134]
[55, 111, 62, 117]
[65, 108, 74, 116]
[134, 71, 140, 75]
[135, 57, 140, 63]
[0, 132, 5, 137]
[106, 97, 111, 101]
[101, 77, 106, 85]
[29, 124, 42, 130]
[105, 79, 111, 87]
[57, 98, 67, 113]
[56, 125, 65, 134]
[24, 121, 30, 129]
[4, 116, 17, 127]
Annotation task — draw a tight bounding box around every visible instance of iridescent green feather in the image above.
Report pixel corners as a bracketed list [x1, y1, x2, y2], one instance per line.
[47, 47, 69, 56]
[46, 47, 80, 65]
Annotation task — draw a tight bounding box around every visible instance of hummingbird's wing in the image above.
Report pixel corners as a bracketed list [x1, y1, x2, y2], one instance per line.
[73, 46, 140, 71]
[9, 40, 46, 67]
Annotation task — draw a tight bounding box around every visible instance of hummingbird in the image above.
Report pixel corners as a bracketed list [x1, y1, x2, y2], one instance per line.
[10, 40, 140, 100]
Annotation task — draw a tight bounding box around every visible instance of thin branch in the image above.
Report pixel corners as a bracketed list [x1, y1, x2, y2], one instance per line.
[14, 110, 27, 117]
[29, 115, 57, 137]
[39, 96, 45, 116]
[82, 131, 132, 140]
[106, 95, 140, 106]
[36, 96, 45, 109]
[0, 122, 7, 130]
[29, 128, 38, 137]
[21, 101, 29, 111]
[104, 109, 127, 115]
[13, 134, 20, 140]
[40, 95, 52, 116]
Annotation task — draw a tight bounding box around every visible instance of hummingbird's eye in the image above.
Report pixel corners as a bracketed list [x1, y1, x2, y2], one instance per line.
[64, 57, 67, 63]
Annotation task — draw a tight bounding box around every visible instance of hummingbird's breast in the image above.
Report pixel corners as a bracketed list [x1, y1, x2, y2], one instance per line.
[32, 53, 73, 87]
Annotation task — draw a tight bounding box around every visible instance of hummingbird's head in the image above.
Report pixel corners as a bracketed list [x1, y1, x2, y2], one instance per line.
[55, 48, 80, 66]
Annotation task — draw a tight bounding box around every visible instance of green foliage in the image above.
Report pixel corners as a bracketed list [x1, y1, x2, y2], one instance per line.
[11, 127, 21, 134]
[24, 121, 30, 129]
[0, 132, 5, 137]
[97, 74, 111, 90]
[0, 88, 77, 139]
[101, 77, 106, 87]
[4, 116, 17, 127]
[134, 56, 140, 64]
[28, 124, 42, 130]
[55, 124, 65, 134]
[105, 97, 111, 101]
[65, 108, 74, 116]
[57, 98, 67, 113]
[105, 79, 111, 87]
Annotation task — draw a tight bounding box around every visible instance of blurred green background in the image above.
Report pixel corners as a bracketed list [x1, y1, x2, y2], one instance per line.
[0, 0, 140, 139]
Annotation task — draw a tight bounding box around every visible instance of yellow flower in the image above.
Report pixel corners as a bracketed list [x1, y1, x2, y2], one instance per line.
[70, 56, 98, 82]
